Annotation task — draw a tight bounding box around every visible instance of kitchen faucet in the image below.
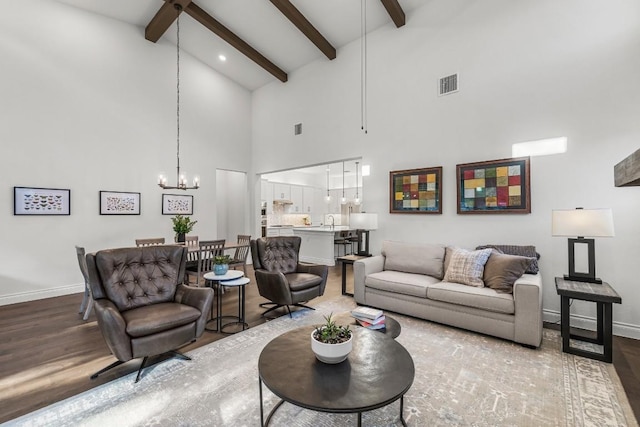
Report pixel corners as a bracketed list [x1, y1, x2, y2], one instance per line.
[327, 215, 335, 230]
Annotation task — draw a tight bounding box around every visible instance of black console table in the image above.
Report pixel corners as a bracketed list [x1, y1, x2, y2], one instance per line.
[337, 255, 368, 296]
[555, 277, 621, 363]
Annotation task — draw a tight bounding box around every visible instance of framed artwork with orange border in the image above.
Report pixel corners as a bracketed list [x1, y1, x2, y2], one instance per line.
[389, 166, 442, 214]
[456, 157, 530, 214]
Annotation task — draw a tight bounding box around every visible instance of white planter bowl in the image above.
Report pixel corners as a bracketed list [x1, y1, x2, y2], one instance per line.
[310, 329, 353, 364]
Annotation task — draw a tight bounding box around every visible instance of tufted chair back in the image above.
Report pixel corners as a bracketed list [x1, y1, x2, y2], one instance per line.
[89, 245, 187, 311]
[253, 236, 301, 275]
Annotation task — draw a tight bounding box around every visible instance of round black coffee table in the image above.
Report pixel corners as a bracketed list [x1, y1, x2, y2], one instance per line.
[258, 326, 414, 426]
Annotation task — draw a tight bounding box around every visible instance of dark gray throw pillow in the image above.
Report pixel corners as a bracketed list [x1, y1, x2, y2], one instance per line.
[483, 251, 534, 293]
[476, 244, 539, 274]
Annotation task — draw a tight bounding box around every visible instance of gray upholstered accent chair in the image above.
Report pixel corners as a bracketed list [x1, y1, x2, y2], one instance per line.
[75, 245, 94, 321]
[86, 245, 213, 382]
[250, 236, 328, 317]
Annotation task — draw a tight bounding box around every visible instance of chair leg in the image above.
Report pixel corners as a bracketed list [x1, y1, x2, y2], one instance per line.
[293, 303, 316, 312]
[82, 298, 94, 321]
[261, 304, 285, 317]
[90, 359, 126, 380]
[134, 357, 149, 383]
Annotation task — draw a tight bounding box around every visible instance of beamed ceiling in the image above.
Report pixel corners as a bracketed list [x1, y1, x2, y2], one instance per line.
[54, 0, 426, 91]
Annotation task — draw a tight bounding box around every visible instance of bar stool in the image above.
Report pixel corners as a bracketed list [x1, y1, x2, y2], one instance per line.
[334, 231, 351, 257]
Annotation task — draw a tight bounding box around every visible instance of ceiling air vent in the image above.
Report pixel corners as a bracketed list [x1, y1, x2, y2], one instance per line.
[439, 73, 458, 96]
[294, 123, 302, 135]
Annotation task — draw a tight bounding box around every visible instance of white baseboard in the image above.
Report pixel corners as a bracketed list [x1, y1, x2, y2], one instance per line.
[543, 309, 640, 340]
[0, 284, 84, 306]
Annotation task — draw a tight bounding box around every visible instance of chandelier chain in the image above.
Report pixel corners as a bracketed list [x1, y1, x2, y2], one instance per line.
[176, 12, 181, 176]
[157, 4, 199, 190]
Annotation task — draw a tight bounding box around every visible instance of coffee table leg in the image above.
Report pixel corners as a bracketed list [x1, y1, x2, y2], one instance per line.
[259, 378, 264, 427]
[400, 395, 407, 426]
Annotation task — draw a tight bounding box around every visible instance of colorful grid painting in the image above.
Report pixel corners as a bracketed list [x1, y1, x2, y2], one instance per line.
[457, 157, 530, 214]
[389, 167, 442, 214]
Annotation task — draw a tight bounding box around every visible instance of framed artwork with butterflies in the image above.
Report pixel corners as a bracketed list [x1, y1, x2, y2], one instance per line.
[14, 187, 71, 215]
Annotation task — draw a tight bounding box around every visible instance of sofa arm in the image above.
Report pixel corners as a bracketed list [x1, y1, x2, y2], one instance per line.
[513, 273, 543, 347]
[353, 255, 385, 304]
[94, 299, 132, 362]
[175, 284, 214, 337]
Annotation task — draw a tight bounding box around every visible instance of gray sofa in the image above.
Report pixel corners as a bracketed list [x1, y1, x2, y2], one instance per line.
[354, 241, 543, 347]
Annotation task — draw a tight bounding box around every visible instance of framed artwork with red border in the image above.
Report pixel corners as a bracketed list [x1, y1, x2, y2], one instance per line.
[389, 166, 442, 214]
[456, 157, 530, 214]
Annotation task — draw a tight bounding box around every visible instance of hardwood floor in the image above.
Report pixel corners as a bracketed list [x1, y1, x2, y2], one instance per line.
[0, 265, 638, 423]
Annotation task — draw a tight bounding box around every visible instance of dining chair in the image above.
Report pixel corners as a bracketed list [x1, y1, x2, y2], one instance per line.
[228, 234, 251, 275]
[185, 239, 225, 286]
[185, 235, 199, 270]
[75, 246, 94, 320]
[135, 237, 165, 247]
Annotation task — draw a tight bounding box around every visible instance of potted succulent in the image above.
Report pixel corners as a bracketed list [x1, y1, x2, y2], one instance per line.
[213, 254, 231, 275]
[171, 215, 197, 243]
[311, 313, 353, 364]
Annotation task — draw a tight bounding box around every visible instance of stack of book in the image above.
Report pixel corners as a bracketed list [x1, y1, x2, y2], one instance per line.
[351, 306, 386, 330]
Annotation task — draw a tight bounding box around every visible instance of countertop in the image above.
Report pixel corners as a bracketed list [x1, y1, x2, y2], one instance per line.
[292, 225, 351, 232]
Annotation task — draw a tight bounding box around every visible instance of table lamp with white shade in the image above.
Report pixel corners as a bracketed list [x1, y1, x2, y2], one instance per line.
[349, 213, 378, 257]
[552, 208, 615, 284]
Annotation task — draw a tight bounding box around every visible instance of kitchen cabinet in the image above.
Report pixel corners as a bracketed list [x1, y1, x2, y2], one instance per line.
[267, 227, 294, 237]
[273, 183, 290, 201]
[302, 186, 314, 215]
[290, 185, 303, 213]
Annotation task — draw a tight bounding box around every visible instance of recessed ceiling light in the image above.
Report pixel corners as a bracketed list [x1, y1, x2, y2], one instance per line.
[218, 54, 227, 62]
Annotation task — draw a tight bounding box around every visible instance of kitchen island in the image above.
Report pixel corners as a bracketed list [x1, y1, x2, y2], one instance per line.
[293, 226, 352, 266]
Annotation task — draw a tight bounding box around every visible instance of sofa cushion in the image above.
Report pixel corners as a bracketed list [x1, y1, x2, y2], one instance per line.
[427, 282, 515, 314]
[483, 251, 533, 293]
[123, 302, 201, 337]
[443, 248, 492, 287]
[366, 270, 441, 298]
[382, 240, 445, 279]
[476, 244, 540, 274]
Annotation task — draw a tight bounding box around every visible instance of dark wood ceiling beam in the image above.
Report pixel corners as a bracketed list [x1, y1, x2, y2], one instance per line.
[269, 0, 336, 60]
[145, 0, 192, 42]
[185, 2, 288, 82]
[380, 0, 406, 28]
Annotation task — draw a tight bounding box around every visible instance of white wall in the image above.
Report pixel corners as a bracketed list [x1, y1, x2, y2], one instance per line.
[252, 0, 640, 337]
[0, 1, 252, 304]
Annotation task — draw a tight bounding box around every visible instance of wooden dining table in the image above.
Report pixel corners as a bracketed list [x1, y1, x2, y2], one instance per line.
[184, 241, 248, 252]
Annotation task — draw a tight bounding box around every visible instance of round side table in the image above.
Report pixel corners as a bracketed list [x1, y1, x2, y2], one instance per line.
[203, 270, 244, 332]
[219, 277, 251, 334]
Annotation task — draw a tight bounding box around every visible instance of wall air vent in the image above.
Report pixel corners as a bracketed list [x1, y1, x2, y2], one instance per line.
[294, 123, 302, 135]
[439, 73, 459, 96]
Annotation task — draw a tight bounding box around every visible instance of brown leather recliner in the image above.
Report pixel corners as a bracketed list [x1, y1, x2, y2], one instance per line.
[86, 245, 213, 382]
[250, 236, 328, 317]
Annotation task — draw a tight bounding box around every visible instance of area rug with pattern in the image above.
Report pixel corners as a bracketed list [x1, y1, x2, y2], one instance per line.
[6, 297, 637, 427]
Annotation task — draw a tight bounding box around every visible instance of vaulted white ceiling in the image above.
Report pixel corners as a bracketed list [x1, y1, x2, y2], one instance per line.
[54, 0, 426, 90]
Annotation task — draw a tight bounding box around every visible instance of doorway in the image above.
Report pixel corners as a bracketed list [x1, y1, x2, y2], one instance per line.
[216, 169, 248, 241]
